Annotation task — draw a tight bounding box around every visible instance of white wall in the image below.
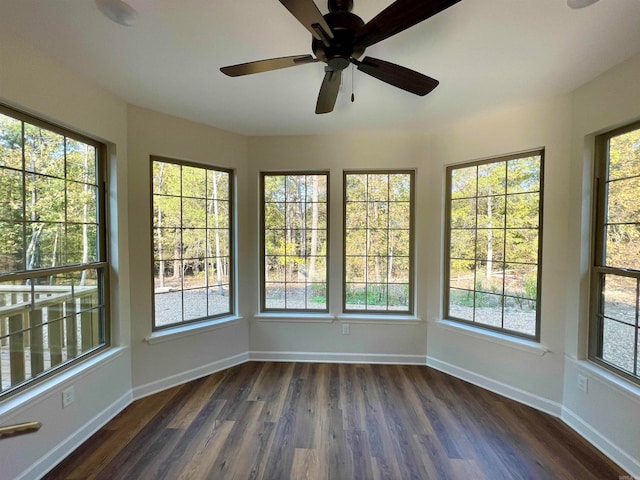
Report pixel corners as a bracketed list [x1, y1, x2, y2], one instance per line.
[425, 96, 573, 409]
[246, 133, 431, 363]
[1, 20, 639, 479]
[126, 106, 250, 395]
[0, 29, 133, 480]
[562, 53, 640, 477]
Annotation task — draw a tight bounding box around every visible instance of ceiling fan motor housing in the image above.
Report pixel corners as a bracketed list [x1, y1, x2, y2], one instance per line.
[312, 5, 365, 70]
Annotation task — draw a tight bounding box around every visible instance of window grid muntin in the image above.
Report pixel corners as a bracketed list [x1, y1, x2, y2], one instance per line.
[0, 103, 108, 398]
[151, 157, 234, 330]
[445, 151, 543, 340]
[590, 121, 640, 383]
[343, 170, 414, 314]
[261, 172, 329, 312]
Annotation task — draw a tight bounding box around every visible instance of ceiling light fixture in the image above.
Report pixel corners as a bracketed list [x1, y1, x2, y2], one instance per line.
[567, 0, 600, 9]
[95, 0, 137, 26]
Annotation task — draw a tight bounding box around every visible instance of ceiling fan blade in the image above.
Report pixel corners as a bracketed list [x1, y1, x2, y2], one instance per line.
[220, 55, 318, 77]
[355, 0, 461, 49]
[353, 57, 439, 96]
[279, 0, 334, 42]
[316, 69, 342, 114]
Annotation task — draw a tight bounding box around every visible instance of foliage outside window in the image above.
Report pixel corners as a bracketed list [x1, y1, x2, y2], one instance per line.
[591, 122, 640, 383]
[445, 151, 544, 339]
[152, 157, 233, 329]
[344, 171, 414, 313]
[0, 105, 107, 397]
[261, 173, 328, 311]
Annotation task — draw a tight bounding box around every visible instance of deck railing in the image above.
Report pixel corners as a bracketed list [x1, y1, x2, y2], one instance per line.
[0, 285, 99, 394]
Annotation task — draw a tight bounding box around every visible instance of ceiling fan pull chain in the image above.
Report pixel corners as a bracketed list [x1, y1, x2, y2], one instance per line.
[351, 63, 355, 103]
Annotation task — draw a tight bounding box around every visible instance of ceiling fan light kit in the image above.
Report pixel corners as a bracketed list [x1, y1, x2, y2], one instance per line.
[221, 0, 461, 114]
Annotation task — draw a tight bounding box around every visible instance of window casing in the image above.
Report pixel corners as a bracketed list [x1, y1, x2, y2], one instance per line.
[343, 170, 415, 314]
[151, 157, 234, 329]
[590, 121, 640, 384]
[261, 172, 329, 312]
[0, 104, 108, 398]
[444, 151, 544, 340]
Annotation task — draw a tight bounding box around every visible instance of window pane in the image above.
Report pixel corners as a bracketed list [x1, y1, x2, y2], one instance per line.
[345, 283, 366, 310]
[262, 173, 328, 312]
[504, 297, 536, 336]
[602, 318, 635, 373]
[605, 224, 640, 271]
[0, 221, 24, 273]
[0, 113, 23, 170]
[450, 198, 476, 228]
[0, 167, 24, 222]
[449, 260, 475, 290]
[446, 151, 543, 339]
[65, 139, 96, 184]
[265, 282, 285, 309]
[608, 129, 640, 181]
[602, 274, 637, 324]
[507, 156, 540, 194]
[152, 158, 233, 327]
[24, 124, 64, 177]
[478, 162, 506, 196]
[308, 283, 326, 309]
[449, 288, 474, 321]
[367, 174, 389, 201]
[451, 166, 476, 199]
[605, 177, 640, 224]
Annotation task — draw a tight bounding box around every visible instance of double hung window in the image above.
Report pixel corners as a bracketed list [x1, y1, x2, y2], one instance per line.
[0, 105, 108, 397]
[591, 122, 640, 383]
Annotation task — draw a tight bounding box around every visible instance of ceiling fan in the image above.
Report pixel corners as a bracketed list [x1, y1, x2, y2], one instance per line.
[220, 0, 461, 114]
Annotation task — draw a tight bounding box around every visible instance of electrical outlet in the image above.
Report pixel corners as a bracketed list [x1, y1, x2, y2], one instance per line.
[577, 374, 588, 393]
[342, 323, 350, 335]
[62, 386, 75, 408]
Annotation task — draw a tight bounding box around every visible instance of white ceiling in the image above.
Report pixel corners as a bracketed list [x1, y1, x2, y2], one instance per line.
[2, 0, 640, 136]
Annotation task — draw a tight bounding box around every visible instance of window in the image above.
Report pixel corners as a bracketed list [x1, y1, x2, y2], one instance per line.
[591, 122, 640, 383]
[445, 151, 544, 339]
[344, 171, 414, 314]
[261, 172, 328, 311]
[151, 157, 233, 329]
[0, 104, 108, 397]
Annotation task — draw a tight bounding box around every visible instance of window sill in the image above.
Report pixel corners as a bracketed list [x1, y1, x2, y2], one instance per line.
[0, 346, 127, 416]
[430, 319, 549, 356]
[337, 314, 423, 325]
[145, 316, 243, 344]
[254, 313, 335, 323]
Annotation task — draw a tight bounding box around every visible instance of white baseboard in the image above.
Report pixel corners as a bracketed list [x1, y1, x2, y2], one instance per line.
[250, 350, 427, 365]
[426, 356, 563, 417]
[21, 390, 132, 480]
[561, 407, 640, 479]
[132, 351, 250, 400]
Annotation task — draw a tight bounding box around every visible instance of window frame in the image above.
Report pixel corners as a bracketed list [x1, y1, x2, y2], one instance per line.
[150, 156, 235, 331]
[443, 149, 545, 341]
[0, 102, 109, 399]
[260, 171, 330, 313]
[589, 120, 640, 384]
[342, 169, 416, 315]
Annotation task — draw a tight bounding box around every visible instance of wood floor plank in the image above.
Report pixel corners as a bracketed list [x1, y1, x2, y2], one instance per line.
[44, 362, 629, 480]
[290, 448, 322, 480]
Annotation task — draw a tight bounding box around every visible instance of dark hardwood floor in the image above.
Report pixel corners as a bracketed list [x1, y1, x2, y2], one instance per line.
[45, 362, 627, 479]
